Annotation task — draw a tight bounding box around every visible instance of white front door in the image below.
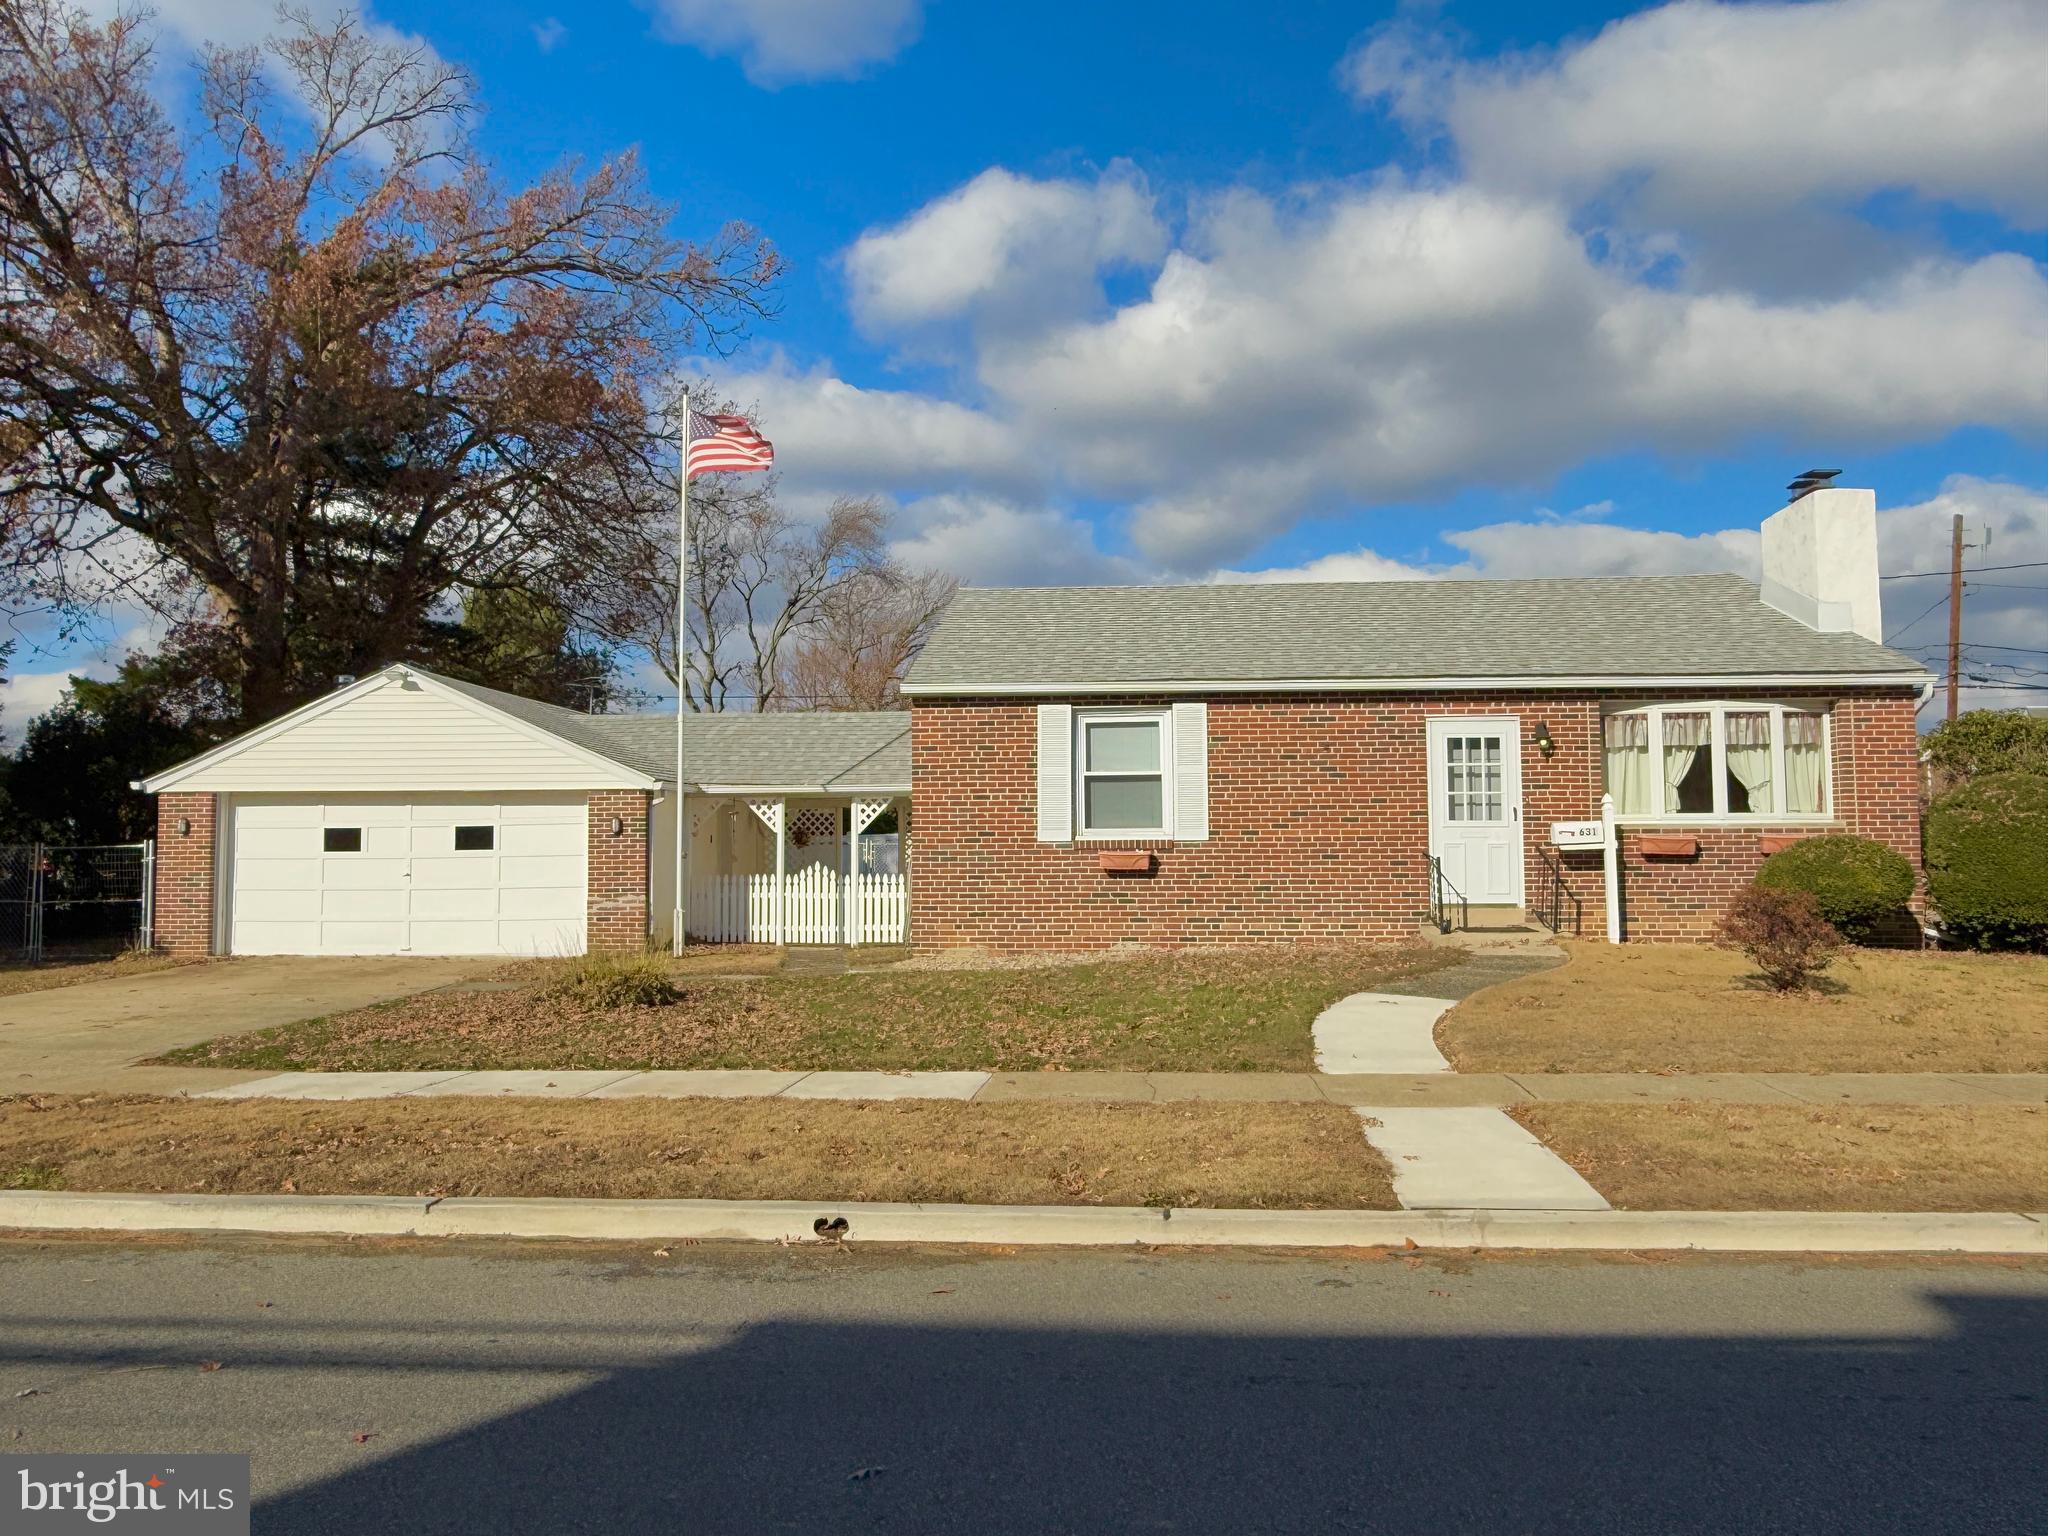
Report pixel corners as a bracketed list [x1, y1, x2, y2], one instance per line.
[1427, 717, 1523, 906]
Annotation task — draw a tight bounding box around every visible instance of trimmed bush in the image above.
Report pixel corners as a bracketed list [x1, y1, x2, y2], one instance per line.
[1922, 710, 2048, 794]
[1754, 833, 1915, 941]
[536, 950, 680, 1010]
[1715, 885, 1845, 992]
[1925, 771, 2048, 951]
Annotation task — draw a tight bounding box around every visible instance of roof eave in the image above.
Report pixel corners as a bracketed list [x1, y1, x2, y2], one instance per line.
[900, 669, 1934, 698]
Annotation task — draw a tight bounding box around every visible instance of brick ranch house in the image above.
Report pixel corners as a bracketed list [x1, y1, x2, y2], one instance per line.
[140, 479, 1929, 957]
[900, 481, 1931, 949]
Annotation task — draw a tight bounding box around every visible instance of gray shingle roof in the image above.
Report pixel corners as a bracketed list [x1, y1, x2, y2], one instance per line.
[902, 574, 1930, 693]
[427, 671, 909, 790]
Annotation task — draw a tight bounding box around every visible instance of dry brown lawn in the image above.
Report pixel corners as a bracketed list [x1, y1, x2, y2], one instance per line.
[0, 1095, 1395, 1210]
[1438, 941, 2048, 1073]
[1515, 1102, 2048, 1211]
[0, 950, 192, 999]
[159, 944, 1460, 1074]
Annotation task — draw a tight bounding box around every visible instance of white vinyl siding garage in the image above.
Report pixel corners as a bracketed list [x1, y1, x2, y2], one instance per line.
[226, 793, 588, 956]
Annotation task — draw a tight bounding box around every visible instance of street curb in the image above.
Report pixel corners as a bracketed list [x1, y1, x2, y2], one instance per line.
[2, 1192, 2044, 1254]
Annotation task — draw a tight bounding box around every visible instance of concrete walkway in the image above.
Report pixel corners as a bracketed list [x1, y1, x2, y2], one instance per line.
[176, 1066, 2048, 1105]
[1355, 1106, 1611, 1210]
[1311, 993, 1455, 1073]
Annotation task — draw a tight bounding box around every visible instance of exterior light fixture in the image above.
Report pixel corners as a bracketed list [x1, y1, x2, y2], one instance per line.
[1532, 721, 1557, 757]
[610, 815, 625, 837]
[178, 817, 192, 836]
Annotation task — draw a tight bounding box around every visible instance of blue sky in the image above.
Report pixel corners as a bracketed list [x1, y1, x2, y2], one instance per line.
[8, 0, 2048, 729]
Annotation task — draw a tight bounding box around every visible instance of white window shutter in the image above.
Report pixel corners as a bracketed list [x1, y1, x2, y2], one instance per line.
[1035, 703, 1073, 842]
[1172, 701, 1209, 841]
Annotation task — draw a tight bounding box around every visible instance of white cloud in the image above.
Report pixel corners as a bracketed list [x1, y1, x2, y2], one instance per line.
[844, 165, 1166, 336]
[1346, 0, 2048, 230]
[716, 360, 1033, 500]
[532, 17, 567, 54]
[888, 495, 1148, 587]
[960, 180, 2048, 566]
[641, 0, 922, 85]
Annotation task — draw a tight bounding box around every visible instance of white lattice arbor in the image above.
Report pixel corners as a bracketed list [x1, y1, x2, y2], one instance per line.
[680, 793, 907, 948]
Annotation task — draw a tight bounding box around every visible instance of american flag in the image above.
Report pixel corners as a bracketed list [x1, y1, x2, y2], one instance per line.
[685, 410, 775, 478]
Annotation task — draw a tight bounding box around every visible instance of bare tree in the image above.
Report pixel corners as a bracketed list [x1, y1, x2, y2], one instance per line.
[0, 3, 780, 721]
[781, 565, 958, 710]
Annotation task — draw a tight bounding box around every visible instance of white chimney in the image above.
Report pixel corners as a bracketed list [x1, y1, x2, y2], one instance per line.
[1760, 483, 1882, 643]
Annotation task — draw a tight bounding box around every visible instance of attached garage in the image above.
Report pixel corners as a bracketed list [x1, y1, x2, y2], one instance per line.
[226, 793, 588, 956]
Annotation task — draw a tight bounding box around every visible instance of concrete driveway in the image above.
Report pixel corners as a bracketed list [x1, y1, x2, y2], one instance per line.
[0, 956, 492, 1095]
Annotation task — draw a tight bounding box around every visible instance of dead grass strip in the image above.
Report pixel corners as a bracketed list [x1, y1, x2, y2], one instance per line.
[0, 1095, 1397, 1211]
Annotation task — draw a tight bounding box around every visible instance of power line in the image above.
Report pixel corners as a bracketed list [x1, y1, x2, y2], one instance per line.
[1881, 559, 2048, 580]
[1883, 591, 1950, 645]
[1956, 582, 2048, 592]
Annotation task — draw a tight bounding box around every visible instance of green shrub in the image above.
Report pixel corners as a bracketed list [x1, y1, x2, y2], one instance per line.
[1754, 833, 1916, 941]
[1922, 710, 2048, 793]
[1715, 885, 1845, 992]
[536, 950, 679, 1010]
[1925, 771, 2048, 951]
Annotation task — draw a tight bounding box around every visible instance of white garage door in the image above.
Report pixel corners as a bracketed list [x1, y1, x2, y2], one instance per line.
[228, 793, 588, 956]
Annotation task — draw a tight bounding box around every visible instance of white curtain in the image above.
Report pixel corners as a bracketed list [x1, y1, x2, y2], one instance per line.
[1725, 711, 1773, 815]
[1603, 714, 1651, 814]
[1662, 711, 1710, 812]
[1784, 711, 1826, 813]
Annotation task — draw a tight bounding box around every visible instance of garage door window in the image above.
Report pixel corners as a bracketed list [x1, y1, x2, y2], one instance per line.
[323, 827, 363, 853]
[454, 825, 495, 851]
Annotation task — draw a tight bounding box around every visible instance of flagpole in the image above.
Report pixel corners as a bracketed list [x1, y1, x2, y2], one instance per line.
[672, 389, 689, 956]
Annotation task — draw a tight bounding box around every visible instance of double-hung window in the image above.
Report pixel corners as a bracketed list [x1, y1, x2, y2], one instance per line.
[1603, 702, 1831, 821]
[1074, 709, 1173, 838]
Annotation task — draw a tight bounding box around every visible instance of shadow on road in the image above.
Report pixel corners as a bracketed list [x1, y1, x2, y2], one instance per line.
[241, 1290, 2044, 1534]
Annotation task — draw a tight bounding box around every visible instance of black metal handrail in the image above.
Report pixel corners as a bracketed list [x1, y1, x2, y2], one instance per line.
[1533, 844, 1583, 938]
[1425, 854, 1467, 935]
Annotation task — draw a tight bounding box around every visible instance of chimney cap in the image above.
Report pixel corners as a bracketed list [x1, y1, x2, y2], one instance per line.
[1786, 468, 1843, 500]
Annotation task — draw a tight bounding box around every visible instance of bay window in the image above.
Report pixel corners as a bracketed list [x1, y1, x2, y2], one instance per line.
[1603, 703, 1830, 820]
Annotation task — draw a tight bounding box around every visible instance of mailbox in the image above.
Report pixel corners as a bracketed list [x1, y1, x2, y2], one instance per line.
[1549, 819, 1605, 849]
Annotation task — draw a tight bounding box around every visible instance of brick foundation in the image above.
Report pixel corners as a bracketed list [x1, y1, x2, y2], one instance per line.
[587, 790, 652, 952]
[908, 688, 1923, 951]
[153, 792, 218, 956]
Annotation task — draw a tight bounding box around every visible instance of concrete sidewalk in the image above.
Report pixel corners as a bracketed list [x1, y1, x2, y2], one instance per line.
[156, 1065, 2048, 1105]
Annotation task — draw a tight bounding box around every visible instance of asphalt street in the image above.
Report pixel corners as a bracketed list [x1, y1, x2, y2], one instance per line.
[2, 1235, 2043, 1533]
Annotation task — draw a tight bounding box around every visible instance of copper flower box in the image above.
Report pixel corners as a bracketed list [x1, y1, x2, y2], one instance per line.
[1097, 850, 1156, 874]
[1756, 834, 1810, 855]
[1637, 834, 1698, 858]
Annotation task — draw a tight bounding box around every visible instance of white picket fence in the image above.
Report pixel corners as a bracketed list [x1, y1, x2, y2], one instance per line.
[687, 868, 907, 945]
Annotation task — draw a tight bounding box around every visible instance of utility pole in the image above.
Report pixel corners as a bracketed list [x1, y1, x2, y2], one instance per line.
[1946, 512, 1964, 722]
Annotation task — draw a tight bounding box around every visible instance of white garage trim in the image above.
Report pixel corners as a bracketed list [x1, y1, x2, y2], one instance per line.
[225, 792, 588, 957]
[138, 665, 658, 795]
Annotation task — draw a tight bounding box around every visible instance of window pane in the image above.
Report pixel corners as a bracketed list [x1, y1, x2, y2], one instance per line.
[1085, 776, 1163, 830]
[1085, 720, 1161, 773]
[454, 825, 495, 851]
[323, 827, 362, 853]
[1785, 711, 1827, 813]
[1664, 711, 1711, 812]
[1725, 711, 1771, 815]
[1603, 714, 1651, 815]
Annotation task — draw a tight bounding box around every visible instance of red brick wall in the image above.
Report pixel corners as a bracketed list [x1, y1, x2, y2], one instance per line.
[908, 688, 1923, 951]
[153, 792, 217, 956]
[587, 790, 652, 952]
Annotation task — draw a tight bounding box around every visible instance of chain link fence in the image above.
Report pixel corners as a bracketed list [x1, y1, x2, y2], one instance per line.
[0, 842, 153, 961]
